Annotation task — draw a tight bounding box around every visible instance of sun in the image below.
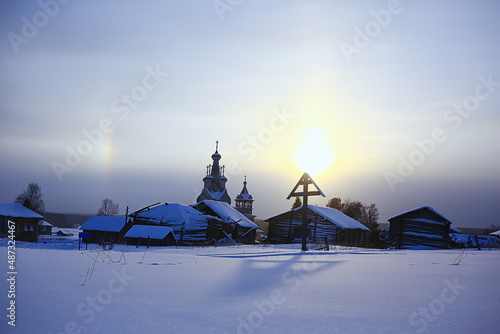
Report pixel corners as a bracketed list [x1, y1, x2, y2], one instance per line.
[294, 127, 334, 177]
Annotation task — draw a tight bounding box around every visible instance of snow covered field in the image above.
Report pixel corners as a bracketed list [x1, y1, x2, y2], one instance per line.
[1, 241, 499, 334]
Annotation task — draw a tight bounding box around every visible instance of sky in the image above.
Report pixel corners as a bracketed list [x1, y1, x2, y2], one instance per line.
[1, 0, 499, 228]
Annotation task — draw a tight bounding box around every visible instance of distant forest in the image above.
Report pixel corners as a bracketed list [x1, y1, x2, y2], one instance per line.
[43, 212, 92, 228]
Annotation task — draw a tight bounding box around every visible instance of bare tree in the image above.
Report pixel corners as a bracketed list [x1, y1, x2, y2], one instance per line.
[15, 182, 45, 214]
[97, 199, 119, 216]
[366, 203, 379, 230]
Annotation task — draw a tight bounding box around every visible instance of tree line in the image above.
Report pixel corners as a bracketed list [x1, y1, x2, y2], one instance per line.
[14, 182, 119, 217]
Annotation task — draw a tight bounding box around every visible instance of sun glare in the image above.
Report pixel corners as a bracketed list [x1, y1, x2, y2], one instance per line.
[294, 127, 333, 177]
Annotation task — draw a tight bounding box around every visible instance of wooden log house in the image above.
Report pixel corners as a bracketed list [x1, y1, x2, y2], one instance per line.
[266, 205, 370, 247]
[124, 225, 176, 247]
[191, 200, 259, 244]
[129, 202, 224, 245]
[80, 216, 132, 244]
[0, 202, 43, 242]
[387, 206, 452, 249]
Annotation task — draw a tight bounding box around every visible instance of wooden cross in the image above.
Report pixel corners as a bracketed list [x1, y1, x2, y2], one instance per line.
[287, 173, 326, 251]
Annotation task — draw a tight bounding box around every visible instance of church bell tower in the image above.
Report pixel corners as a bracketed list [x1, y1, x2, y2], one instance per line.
[235, 176, 255, 221]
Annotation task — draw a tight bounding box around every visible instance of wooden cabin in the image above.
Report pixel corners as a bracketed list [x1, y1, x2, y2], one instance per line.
[80, 216, 132, 244]
[130, 202, 223, 245]
[387, 206, 452, 249]
[38, 220, 53, 235]
[266, 205, 370, 247]
[192, 200, 259, 244]
[124, 225, 176, 247]
[0, 202, 43, 242]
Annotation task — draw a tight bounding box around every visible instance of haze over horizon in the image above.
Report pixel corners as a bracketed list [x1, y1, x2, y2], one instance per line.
[1, 1, 499, 228]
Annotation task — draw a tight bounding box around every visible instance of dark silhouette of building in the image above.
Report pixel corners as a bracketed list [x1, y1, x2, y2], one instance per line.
[196, 141, 231, 205]
[235, 176, 255, 221]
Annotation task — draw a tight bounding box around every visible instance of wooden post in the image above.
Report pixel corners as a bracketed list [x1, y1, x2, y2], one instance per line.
[301, 181, 308, 251]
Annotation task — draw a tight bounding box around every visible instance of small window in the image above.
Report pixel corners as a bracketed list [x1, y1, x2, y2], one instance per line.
[24, 225, 28, 231]
[30, 225, 34, 231]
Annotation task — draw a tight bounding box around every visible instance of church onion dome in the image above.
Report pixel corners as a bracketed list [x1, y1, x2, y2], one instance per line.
[203, 174, 213, 180]
[220, 175, 227, 181]
[212, 151, 221, 160]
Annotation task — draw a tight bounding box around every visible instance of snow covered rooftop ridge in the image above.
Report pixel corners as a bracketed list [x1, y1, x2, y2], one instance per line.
[124, 225, 174, 239]
[0, 202, 43, 219]
[39, 220, 53, 227]
[131, 202, 216, 225]
[80, 216, 127, 232]
[491, 230, 500, 237]
[266, 205, 370, 231]
[194, 200, 258, 229]
[388, 206, 452, 224]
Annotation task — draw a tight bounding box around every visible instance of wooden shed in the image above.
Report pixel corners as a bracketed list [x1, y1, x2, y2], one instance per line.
[38, 220, 53, 235]
[124, 225, 176, 247]
[266, 205, 370, 247]
[0, 202, 43, 242]
[191, 200, 259, 244]
[387, 206, 452, 249]
[80, 216, 132, 244]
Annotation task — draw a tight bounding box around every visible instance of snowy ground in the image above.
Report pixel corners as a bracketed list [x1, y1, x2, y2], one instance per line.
[1, 241, 499, 334]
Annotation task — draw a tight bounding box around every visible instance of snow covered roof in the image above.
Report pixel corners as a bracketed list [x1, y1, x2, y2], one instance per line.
[193, 200, 258, 229]
[490, 230, 500, 237]
[235, 178, 253, 202]
[266, 205, 370, 231]
[0, 202, 43, 219]
[80, 216, 128, 232]
[125, 225, 174, 240]
[449, 226, 461, 234]
[406, 218, 448, 225]
[39, 220, 53, 227]
[236, 192, 253, 201]
[305, 205, 370, 231]
[388, 206, 452, 224]
[131, 203, 218, 227]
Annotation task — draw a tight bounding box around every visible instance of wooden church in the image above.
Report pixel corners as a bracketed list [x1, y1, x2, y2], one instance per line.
[193, 142, 259, 243]
[196, 141, 232, 204]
